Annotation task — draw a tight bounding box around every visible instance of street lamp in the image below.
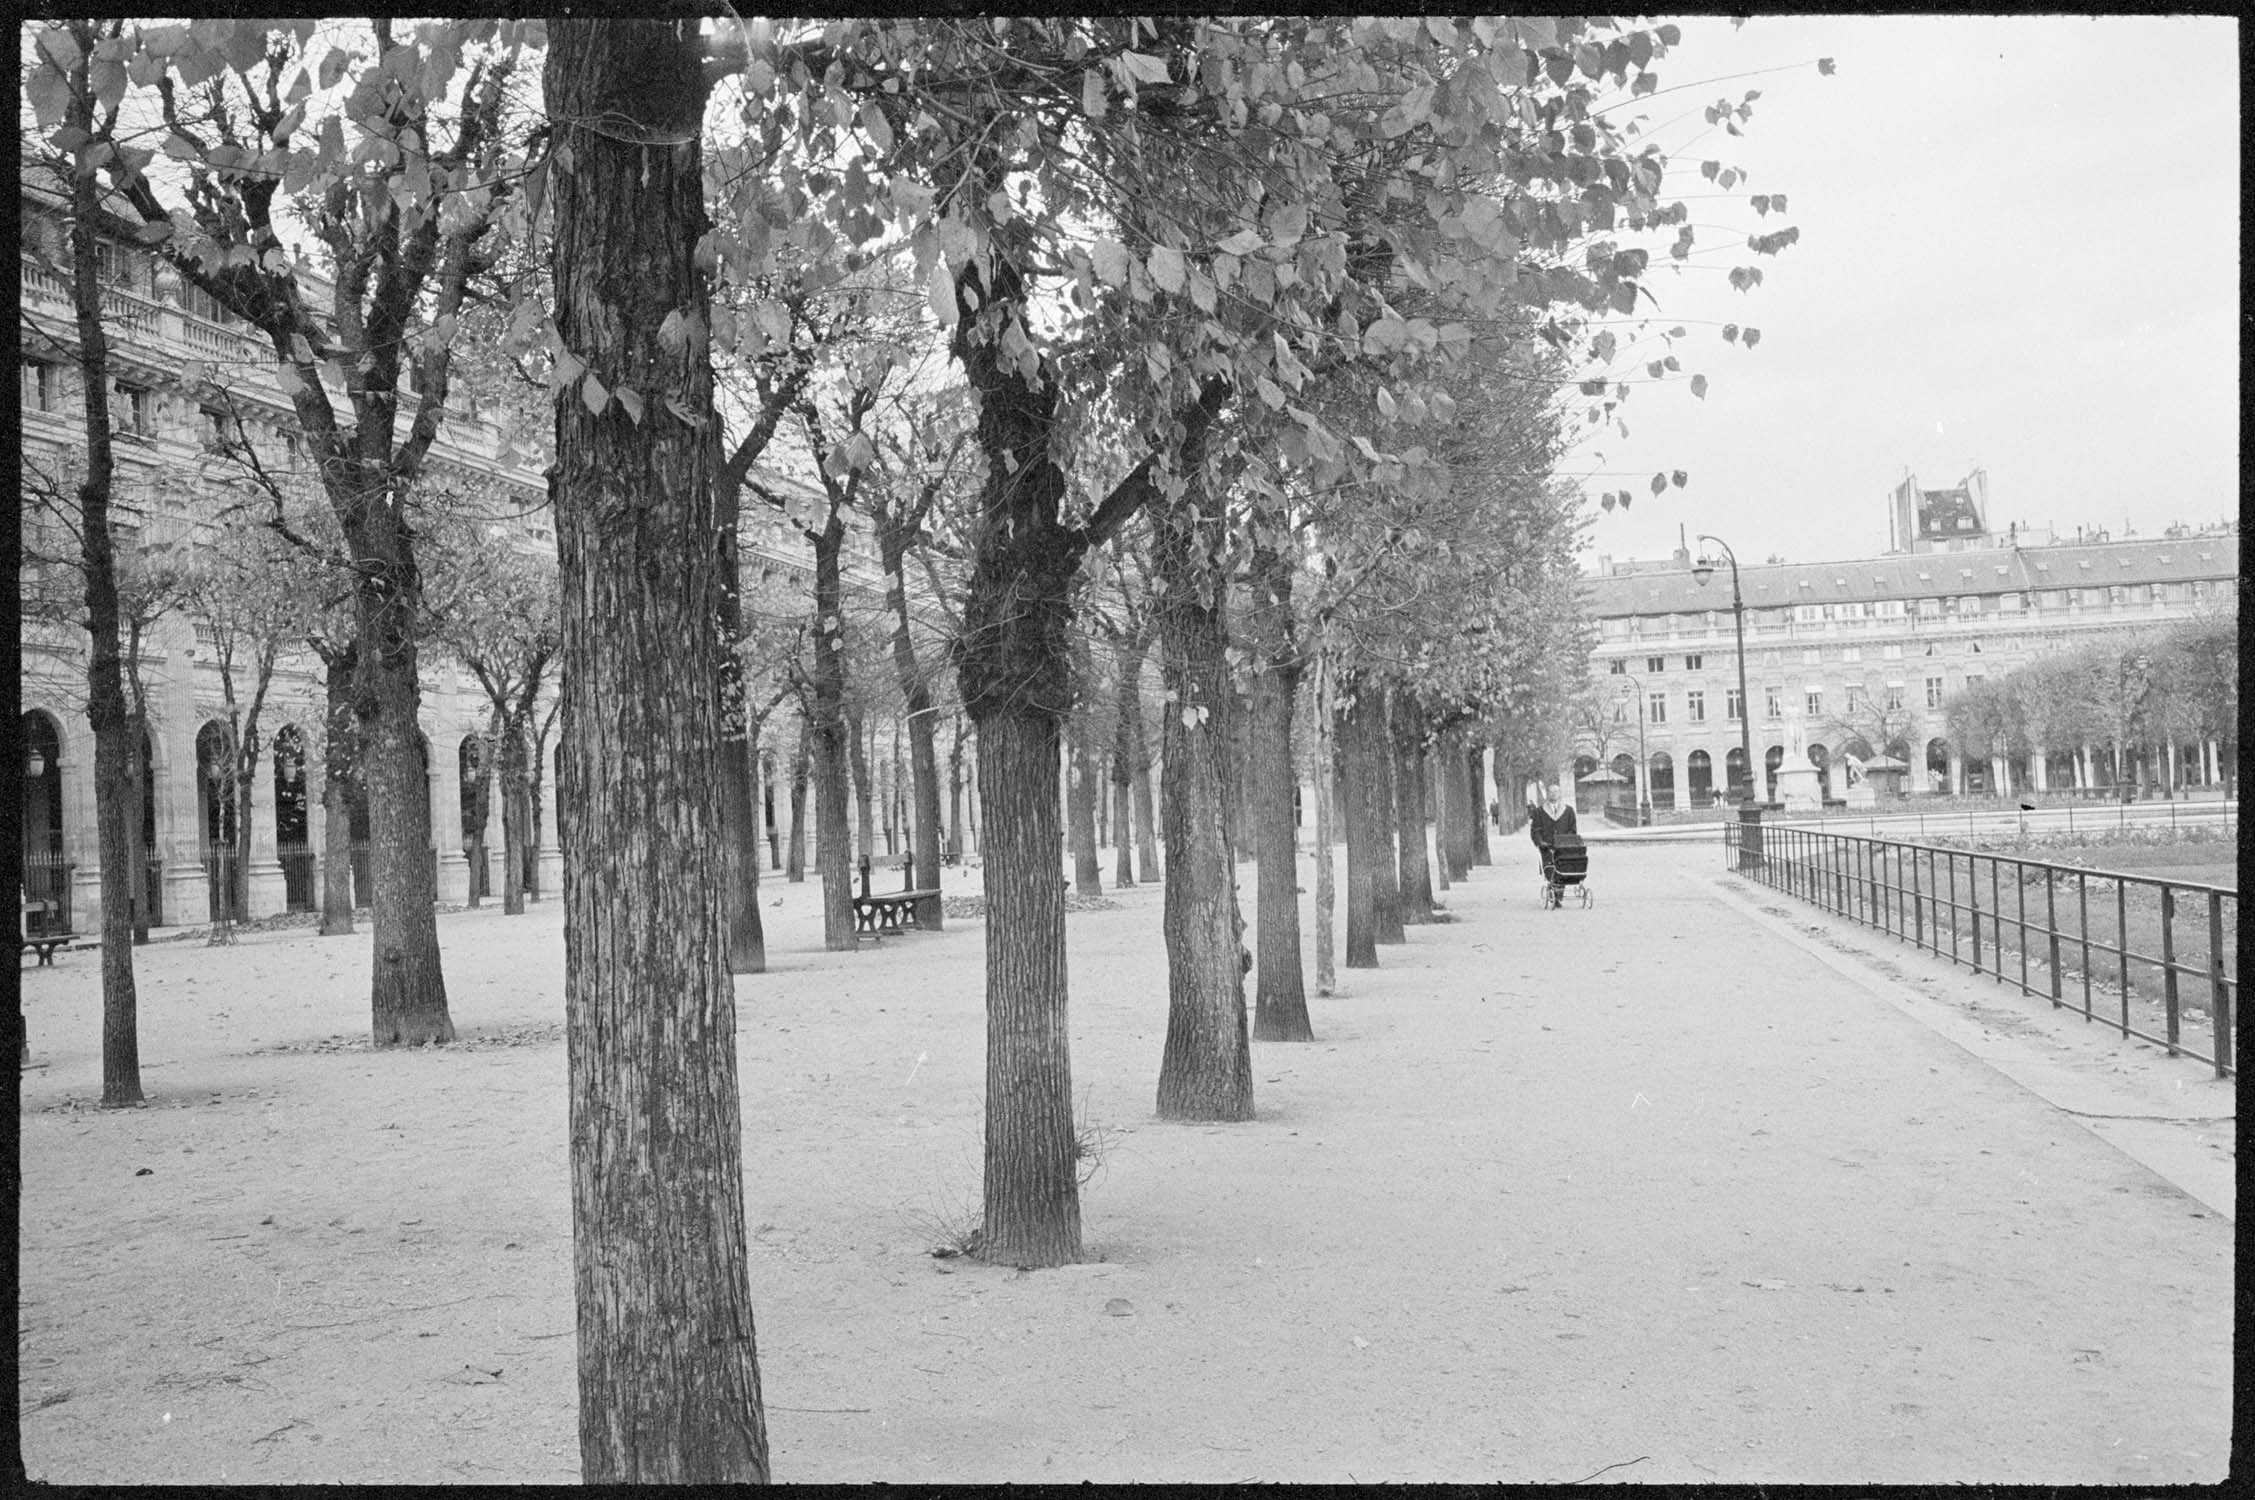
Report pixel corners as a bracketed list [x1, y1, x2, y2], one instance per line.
[1692, 534, 1755, 807]
[1616, 681, 1650, 824]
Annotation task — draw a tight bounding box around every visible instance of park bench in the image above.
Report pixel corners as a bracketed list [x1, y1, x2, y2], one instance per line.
[851, 850, 939, 938]
[20, 897, 74, 966]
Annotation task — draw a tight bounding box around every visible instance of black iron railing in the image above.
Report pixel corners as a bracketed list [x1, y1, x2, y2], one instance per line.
[1728, 820, 2235, 1078]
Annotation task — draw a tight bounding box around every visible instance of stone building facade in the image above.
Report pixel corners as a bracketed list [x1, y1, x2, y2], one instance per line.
[1566, 492, 2238, 812]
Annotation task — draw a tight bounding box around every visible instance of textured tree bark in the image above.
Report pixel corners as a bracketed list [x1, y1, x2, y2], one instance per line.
[358, 556, 451, 1044]
[1465, 739, 1491, 868]
[318, 643, 358, 935]
[810, 526, 857, 950]
[1068, 710, 1103, 896]
[951, 207, 1087, 1265]
[786, 719, 809, 882]
[715, 459, 765, 972]
[1311, 654, 1338, 996]
[1152, 504, 1254, 1120]
[1246, 538, 1311, 1041]
[1392, 688, 1435, 925]
[547, 21, 769, 1484]
[1367, 689, 1406, 945]
[946, 717, 965, 863]
[1131, 706, 1160, 879]
[1338, 685, 1379, 970]
[61, 89, 145, 1102]
[880, 541, 944, 927]
[847, 706, 874, 871]
[1431, 745, 1451, 896]
[499, 732, 529, 916]
[1109, 636, 1149, 886]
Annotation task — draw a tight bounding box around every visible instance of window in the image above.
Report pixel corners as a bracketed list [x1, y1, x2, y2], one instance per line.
[1925, 676, 1945, 708]
[1684, 653, 1703, 671]
[1801, 647, 1821, 665]
[1882, 643, 1903, 660]
[96, 240, 149, 294]
[201, 407, 238, 455]
[1646, 655, 1665, 673]
[1726, 687, 1743, 721]
[1841, 646, 1862, 663]
[1885, 684, 1905, 711]
[1647, 692, 1667, 725]
[1765, 687, 1783, 720]
[1687, 690, 1706, 723]
[115, 382, 155, 436]
[1845, 685, 1865, 712]
[1963, 674, 1984, 694]
[1606, 658, 1626, 675]
[21, 359, 61, 412]
[1805, 690, 1823, 717]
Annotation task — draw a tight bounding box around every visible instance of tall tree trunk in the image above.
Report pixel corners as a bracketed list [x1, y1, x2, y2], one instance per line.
[786, 717, 809, 882]
[847, 706, 875, 870]
[811, 527, 857, 949]
[1339, 680, 1381, 969]
[951, 215, 1085, 1267]
[879, 535, 944, 924]
[1247, 538, 1311, 1041]
[946, 717, 965, 863]
[547, 22, 768, 1482]
[499, 730, 527, 916]
[1152, 503, 1254, 1120]
[715, 444, 766, 973]
[1465, 738, 1490, 868]
[1431, 744, 1451, 897]
[1392, 688, 1434, 925]
[1129, 668, 1160, 879]
[1068, 709, 1103, 896]
[318, 645, 357, 936]
[1370, 695, 1405, 945]
[66, 135, 143, 1104]
[1312, 654, 1338, 996]
[1110, 638, 1145, 886]
[357, 571, 450, 1043]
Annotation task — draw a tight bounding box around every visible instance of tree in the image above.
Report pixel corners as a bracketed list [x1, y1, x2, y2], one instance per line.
[82, 18, 536, 1045]
[30, 18, 147, 1103]
[546, 18, 768, 1484]
[426, 517, 559, 915]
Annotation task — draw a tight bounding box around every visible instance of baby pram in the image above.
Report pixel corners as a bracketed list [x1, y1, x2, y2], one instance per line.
[1539, 832, 1591, 909]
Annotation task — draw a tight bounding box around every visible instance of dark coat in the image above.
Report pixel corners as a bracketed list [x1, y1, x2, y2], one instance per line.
[1527, 801, 1578, 847]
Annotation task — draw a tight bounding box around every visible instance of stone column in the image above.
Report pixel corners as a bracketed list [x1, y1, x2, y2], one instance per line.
[2076, 745, 2092, 790]
[2031, 747, 2049, 792]
[535, 736, 563, 897]
[1946, 747, 1966, 796]
[431, 729, 470, 905]
[159, 720, 210, 927]
[245, 755, 287, 918]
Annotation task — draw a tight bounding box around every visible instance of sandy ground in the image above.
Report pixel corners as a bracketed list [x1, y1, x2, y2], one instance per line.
[16, 839, 2235, 1484]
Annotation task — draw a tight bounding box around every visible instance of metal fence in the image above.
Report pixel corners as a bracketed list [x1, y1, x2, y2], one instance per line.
[1728, 819, 2235, 1078]
[22, 851, 74, 934]
[279, 842, 316, 912]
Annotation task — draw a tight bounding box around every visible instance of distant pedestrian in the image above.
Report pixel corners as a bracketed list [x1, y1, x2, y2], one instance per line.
[1527, 781, 1578, 876]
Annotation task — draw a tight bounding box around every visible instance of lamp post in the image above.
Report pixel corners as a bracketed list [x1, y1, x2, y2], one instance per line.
[1692, 535, 1754, 807]
[1616, 681, 1650, 825]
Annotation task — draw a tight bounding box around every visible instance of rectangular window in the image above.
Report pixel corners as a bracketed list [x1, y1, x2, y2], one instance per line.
[1845, 685, 1864, 712]
[1882, 643, 1903, 660]
[201, 407, 236, 455]
[1684, 653, 1702, 671]
[1646, 655, 1665, 673]
[1801, 647, 1821, 665]
[115, 382, 155, 436]
[1687, 690, 1706, 723]
[1647, 692, 1667, 725]
[21, 359, 60, 412]
[1805, 690, 1823, 717]
[1726, 687, 1743, 721]
[1963, 674, 1983, 692]
[1607, 658, 1627, 675]
[1885, 684, 1905, 711]
[96, 239, 148, 294]
[1841, 645, 1862, 663]
[1765, 687, 1783, 720]
[1925, 676, 1945, 708]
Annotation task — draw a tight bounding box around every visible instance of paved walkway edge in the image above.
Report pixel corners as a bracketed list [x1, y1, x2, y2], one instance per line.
[1695, 864, 2236, 1222]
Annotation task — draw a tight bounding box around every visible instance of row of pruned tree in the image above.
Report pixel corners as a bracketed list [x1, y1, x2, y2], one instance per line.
[20, 14, 1816, 1481]
[1943, 616, 2239, 795]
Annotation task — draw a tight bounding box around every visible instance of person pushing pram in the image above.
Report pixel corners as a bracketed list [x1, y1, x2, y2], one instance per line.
[1526, 780, 1591, 908]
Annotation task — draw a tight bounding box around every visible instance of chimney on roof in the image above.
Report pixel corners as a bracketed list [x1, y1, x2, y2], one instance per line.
[1671, 523, 1689, 570]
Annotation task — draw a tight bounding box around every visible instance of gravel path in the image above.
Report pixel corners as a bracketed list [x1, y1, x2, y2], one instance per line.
[16, 842, 2232, 1483]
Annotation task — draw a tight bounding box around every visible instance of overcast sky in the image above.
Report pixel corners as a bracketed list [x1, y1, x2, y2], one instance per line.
[1564, 13, 2239, 570]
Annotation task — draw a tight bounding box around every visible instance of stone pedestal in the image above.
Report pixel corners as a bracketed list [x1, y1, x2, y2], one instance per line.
[1843, 781, 1877, 810]
[436, 849, 471, 906]
[162, 857, 208, 929]
[536, 843, 563, 898]
[1774, 762, 1823, 811]
[245, 860, 289, 920]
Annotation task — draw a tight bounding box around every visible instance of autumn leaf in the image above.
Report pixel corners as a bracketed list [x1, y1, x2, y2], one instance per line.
[1690, 374, 1708, 399]
[1147, 243, 1186, 294]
